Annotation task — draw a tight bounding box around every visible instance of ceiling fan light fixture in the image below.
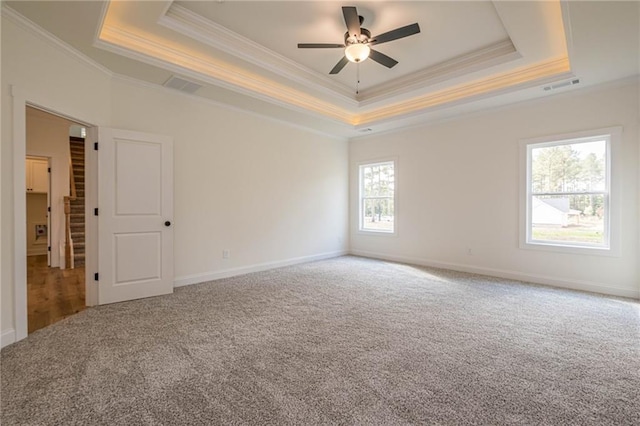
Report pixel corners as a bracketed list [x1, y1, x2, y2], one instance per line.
[297, 6, 420, 74]
[345, 43, 370, 63]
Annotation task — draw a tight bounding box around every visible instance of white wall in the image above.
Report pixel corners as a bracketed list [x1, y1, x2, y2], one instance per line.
[1, 12, 349, 345]
[26, 107, 76, 267]
[110, 79, 349, 284]
[1, 13, 112, 345]
[350, 80, 640, 298]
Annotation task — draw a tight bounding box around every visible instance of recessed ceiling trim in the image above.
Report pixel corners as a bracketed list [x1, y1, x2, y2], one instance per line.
[94, 1, 573, 129]
[96, 24, 356, 124]
[160, 3, 526, 108]
[93, 0, 110, 49]
[159, 3, 357, 104]
[357, 57, 572, 126]
[96, 21, 572, 129]
[96, 35, 354, 128]
[358, 39, 521, 106]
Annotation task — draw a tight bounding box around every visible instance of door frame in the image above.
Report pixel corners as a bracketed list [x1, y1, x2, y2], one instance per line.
[11, 85, 98, 342]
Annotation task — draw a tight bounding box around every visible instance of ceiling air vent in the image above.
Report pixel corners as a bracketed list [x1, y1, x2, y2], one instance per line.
[543, 78, 580, 91]
[163, 76, 203, 94]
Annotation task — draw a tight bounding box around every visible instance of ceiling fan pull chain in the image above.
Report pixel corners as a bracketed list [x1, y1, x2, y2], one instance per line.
[356, 62, 360, 95]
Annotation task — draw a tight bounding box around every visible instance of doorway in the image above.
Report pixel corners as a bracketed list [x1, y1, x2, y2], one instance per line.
[25, 107, 87, 334]
[11, 88, 172, 345]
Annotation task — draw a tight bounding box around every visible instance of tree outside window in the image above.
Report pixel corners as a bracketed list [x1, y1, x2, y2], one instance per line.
[360, 161, 395, 233]
[527, 136, 609, 248]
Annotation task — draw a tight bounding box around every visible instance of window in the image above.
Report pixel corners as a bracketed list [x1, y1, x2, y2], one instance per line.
[521, 128, 620, 253]
[359, 160, 396, 234]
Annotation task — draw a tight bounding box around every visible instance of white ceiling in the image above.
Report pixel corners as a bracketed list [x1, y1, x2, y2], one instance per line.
[177, 1, 510, 91]
[5, 1, 639, 138]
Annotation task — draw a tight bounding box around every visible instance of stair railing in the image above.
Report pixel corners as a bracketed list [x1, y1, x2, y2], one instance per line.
[64, 157, 77, 269]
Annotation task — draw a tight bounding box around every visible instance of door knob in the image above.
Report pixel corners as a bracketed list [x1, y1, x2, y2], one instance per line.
[164, 221, 171, 227]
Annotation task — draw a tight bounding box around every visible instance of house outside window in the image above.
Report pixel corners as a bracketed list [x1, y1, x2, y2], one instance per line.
[359, 160, 396, 234]
[520, 127, 621, 255]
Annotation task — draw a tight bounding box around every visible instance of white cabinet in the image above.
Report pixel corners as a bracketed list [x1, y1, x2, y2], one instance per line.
[26, 157, 49, 193]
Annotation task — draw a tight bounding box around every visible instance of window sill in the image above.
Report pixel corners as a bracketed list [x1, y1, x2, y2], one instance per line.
[520, 240, 619, 257]
[357, 229, 397, 237]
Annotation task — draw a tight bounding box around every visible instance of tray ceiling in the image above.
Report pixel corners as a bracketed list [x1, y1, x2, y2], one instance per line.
[176, 1, 512, 91]
[4, 1, 639, 137]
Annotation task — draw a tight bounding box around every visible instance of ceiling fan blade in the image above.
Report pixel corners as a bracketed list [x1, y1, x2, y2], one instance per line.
[330, 56, 349, 74]
[298, 43, 345, 49]
[342, 6, 361, 37]
[369, 49, 398, 68]
[370, 23, 421, 46]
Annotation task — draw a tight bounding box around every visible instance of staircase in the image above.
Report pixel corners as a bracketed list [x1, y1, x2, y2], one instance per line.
[69, 138, 85, 267]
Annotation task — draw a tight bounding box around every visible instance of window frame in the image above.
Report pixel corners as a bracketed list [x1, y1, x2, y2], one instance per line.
[358, 159, 397, 236]
[519, 127, 621, 256]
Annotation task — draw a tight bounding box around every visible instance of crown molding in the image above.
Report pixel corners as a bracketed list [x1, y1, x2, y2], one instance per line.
[357, 56, 572, 126]
[96, 24, 355, 124]
[358, 39, 520, 106]
[353, 75, 639, 141]
[160, 3, 525, 109]
[1, 4, 114, 78]
[159, 3, 357, 104]
[93, 0, 110, 46]
[96, 19, 572, 129]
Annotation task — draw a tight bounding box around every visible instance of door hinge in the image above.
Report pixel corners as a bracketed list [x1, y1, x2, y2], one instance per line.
[47, 246, 51, 252]
[47, 167, 51, 173]
[94, 273, 99, 281]
[94, 142, 98, 151]
[94, 208, 99, 216]
[47, 206, 51, 212]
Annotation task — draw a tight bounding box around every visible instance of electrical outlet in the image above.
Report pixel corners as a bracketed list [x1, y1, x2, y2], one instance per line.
[222, 249, 230, 259]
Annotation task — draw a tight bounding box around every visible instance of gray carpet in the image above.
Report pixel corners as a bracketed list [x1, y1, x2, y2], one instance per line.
[2, 256, 639, 425]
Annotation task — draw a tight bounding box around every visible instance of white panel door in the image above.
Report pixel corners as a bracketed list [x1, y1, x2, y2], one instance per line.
[98, 128, 173, 304]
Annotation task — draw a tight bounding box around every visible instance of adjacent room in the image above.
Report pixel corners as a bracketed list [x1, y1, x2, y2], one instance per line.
[24, 106, 87, 334]
[1, 1, 639, 424]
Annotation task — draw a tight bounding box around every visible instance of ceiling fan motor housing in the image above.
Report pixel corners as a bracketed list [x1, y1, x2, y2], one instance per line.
[345, 28, 371, 46]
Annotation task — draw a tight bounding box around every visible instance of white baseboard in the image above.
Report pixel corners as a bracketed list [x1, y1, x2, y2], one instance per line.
[174, 250, 348, 288]
[350, 249, 640, 299]
[1, 329, 16, 349]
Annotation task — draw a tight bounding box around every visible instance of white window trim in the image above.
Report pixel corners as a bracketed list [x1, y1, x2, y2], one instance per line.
[519, 127, 622, 257]
[358, 159, 398, 236]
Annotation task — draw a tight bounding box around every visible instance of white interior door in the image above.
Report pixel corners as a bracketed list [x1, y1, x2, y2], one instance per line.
[98, 127, 173, 304]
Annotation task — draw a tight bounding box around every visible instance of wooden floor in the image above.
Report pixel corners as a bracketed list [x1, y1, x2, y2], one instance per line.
[27, 255, 86, 334]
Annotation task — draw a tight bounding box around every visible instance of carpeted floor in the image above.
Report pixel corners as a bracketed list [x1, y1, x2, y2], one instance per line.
[2, 256, 639, 425]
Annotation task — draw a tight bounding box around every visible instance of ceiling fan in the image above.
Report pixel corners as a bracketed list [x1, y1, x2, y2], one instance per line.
[298, 6, 421, 75]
